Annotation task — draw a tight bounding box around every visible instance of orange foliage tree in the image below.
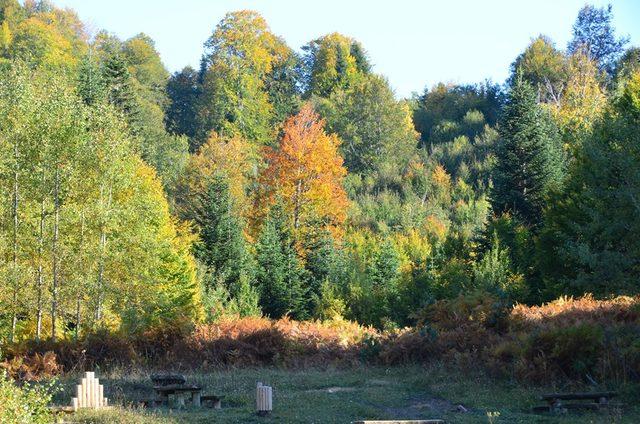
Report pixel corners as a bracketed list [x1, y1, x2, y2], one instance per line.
[258, 103, 348, 239]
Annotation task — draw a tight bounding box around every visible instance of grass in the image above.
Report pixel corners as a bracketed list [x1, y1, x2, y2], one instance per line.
[47, 365, 638, 423]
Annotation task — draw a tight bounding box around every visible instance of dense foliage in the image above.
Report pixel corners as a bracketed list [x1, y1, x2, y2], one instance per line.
[0, 2, 638, 391]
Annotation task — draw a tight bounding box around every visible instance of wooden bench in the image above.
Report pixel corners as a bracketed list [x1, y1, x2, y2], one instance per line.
[534, 392, 621, 413]
[201, 394, 223, 409]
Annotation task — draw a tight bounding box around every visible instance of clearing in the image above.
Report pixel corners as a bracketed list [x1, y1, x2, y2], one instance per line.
[50, 365, 637, 423]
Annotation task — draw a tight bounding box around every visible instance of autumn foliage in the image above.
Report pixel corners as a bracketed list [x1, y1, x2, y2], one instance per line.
[258, 103, 348, 238]
[3, 295, 640, 386]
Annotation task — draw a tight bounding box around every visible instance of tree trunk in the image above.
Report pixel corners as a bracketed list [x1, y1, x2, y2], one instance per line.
[51, 167, 60, 342]
[95, 183, 112, 324]
[75, 210, 85, 341]
[36, 196, 45, 340]
[10, 138, 19, 343]
[293, 179, 302, 230]
[96, 228, 105, 323]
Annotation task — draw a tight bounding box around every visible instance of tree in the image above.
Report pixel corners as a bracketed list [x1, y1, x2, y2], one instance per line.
[165, 66, 200, 145]
[412, 82, 502, 148]
[121, 33, 168, 106]
[255, 201, 307, 319]
[614, 47, 640, 87]
[492, 74, 564, 227]
[510, 35, 567, 104]
[101, 48, 139, 128]
[198, 175, 254, 296]
[258, 103, 348, 239]
[302, 32, 370, 97]
[550, 50, 606, 154]
[77, 50, 106, 105]
[195, 10, 296, 148]
[318, 74, 418, 174]
[567, 4, 628, 76]
[0, 63, 201, 341]
[174, 132, 255, 227]
[539, 71, 640, 297]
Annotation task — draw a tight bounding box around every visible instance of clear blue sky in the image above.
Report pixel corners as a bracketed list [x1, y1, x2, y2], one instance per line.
[52, 0, 639, 97]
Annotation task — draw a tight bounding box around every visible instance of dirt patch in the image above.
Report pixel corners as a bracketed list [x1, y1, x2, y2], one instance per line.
[307, 386, 357, 393]
[367, 379, 393, 386]
[384, 394, 470, 419]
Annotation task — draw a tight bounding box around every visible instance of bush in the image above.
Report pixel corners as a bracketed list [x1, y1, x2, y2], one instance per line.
[2, 295, 639, 386]
[0, 371, 55, 424]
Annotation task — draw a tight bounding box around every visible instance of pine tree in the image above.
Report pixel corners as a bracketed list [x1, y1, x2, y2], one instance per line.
[492, 74, 564, 227]
[300, 226, 336, 314]
[77, 51, 106, 106]
[198, 175, 254, 298]
[165, 66, 200, 145]
[101, 50, 140, 131]
[539, 71, 640, 297]
[255, 201, 307, 319]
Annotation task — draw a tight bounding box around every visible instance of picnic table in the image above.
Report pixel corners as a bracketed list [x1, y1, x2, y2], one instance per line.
[147, 373, 221, 409]
[534, 392, 620, 413]
[154, 383, 203, 408]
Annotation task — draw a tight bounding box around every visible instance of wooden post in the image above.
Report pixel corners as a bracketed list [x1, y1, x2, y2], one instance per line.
[76, 384, 83, 408]
[193, 391, 201, 408]
[86, 372, 94, 408]
[71, 397, 78, 412]
[81, 378, 88, 408]
[256, 383, 273, 416]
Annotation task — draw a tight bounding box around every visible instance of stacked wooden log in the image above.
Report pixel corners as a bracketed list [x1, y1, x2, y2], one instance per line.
[71, 371, 107, 411]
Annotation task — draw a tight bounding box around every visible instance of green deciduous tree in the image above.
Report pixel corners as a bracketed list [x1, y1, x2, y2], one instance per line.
[318, 74, 418, 174]
[567, 4, 628, 77]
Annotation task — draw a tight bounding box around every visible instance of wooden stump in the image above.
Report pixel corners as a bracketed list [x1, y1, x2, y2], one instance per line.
[192, 391, 201, 408]
[256, 383, 273, 416]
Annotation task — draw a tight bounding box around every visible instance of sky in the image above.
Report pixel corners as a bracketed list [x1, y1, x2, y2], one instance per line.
[51, 0, 640, 98]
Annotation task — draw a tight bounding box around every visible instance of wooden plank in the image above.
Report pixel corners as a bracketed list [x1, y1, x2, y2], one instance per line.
[541, 392, 616, 401]
[352, 421, 445, 424]
[154, 384, 201, 392]
[49, 406, 76, 414]
[150, 374, 186, 386]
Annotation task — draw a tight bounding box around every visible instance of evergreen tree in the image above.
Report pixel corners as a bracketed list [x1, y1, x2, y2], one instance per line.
[101, 50, 139, 131]
[492, 74, 564, 227]
[165, 66, 200, 146]
[538, 71, 640, 297]
[300, 226, 336, 314]
[198, 175, 254, 298]
[255, 201, 307, 319]
[77, 51, 106, 106]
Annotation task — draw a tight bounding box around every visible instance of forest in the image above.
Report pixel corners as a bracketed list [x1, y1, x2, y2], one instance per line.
[0, 1, 639, 422]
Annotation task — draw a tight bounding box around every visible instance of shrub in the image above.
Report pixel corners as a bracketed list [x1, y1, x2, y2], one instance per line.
[0, 371, 55, 424]
[2, 295, 639, 386]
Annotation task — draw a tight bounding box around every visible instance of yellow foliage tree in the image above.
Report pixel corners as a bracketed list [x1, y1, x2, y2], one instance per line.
[175, 132, 256, 228]
[551, 51, 606, 154]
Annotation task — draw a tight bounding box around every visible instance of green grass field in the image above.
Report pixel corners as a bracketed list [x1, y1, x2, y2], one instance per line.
[48, 365, 638, 423]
